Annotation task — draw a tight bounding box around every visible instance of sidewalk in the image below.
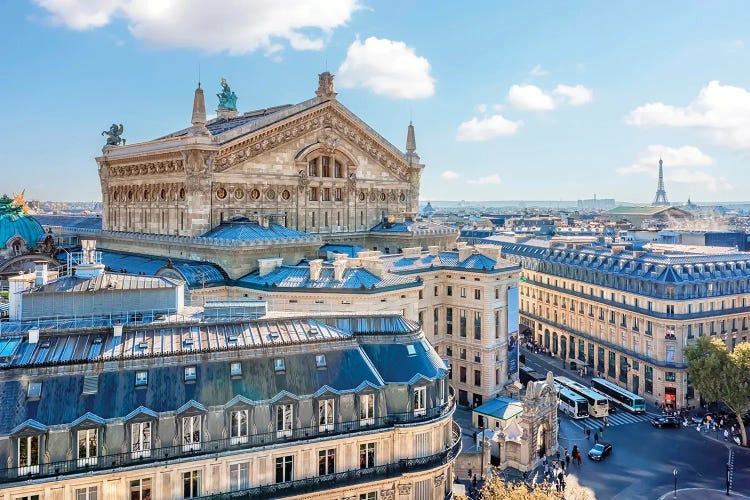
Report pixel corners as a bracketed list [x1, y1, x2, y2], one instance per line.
[657, 488, 749, 499]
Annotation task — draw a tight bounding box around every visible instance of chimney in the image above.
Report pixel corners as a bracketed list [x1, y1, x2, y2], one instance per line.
[333, 260, 346, 281]
[309, 259, 323, 281]
[458, 245, 474, 263]
[633, 250, 646, 258]
[428, 245, 440, 256]
[258, 257, 283, 277]
[333, 253, 347, 262]
[611, 245, 625, 255]
[113, 323, 123, 337]
[7, 272, 33, 321]
[34, 262, 48, 287]
[475, 244, 501, 264]
[403, 246, 422, 258]
[362, 258, 385, 278]
[28, 328, 39, 345]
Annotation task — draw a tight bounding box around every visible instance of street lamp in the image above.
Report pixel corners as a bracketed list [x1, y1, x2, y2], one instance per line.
[673, 468, 678, 498]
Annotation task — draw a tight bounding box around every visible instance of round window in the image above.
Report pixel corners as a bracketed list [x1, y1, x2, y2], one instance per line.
[216, 187, 227, 200]
[234, 188, 245, 200]
[267, 189, 276, 200]
[179, 188, 185, 200]
[379, 192, 386, 202]
[358, 191, 366, 202]
[251, 189, 261, 200]
[399, 193, 406, 202]
[281, 189, 291, 200]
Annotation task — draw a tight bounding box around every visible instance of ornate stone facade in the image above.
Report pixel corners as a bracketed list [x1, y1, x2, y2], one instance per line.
[97, 73, 425, 237]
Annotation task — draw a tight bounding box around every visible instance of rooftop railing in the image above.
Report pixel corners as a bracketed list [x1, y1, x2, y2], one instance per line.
[196, 421, 462, 499]
[0, 398, 455, 486]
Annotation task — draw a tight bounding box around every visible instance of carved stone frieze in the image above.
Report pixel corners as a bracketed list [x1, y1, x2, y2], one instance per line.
[109, 159, 184, 178]
[434, 472, 445, 486]
[214, 106, 413, 182]
[379, 488, 395, 500]
[397, 484, 412, 496]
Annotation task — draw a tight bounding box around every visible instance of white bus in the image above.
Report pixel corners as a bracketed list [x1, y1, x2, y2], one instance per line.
[554, 376, 609, 418]
[555, 385, 589, 419]
[591, 378, 646, 413]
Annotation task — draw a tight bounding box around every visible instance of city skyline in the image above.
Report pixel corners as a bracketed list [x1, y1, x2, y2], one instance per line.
[3, 1, 750, 203]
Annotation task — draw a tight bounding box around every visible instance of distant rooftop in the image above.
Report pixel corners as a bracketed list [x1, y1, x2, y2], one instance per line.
[382, 250, 519, 275]
[370, 218, 457, 235]
[33, 214, 102, 231]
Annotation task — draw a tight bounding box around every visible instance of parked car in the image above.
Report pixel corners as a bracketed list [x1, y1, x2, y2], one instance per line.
[652, 415, 682, 428]
[587, 442, 613, 461]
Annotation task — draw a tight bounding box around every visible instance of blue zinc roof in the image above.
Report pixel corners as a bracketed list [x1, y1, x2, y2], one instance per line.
[481, 234, 750, 288]
[382, 251, 518, 275]
[99, 250, 226, 287]
[33, 215, 103, 231]
[238, 264, 419, 291]
[369, 219, 457, 235]
[201, 221, 316, 242]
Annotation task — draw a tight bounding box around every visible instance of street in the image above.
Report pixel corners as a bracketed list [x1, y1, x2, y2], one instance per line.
[523, 348, 750, 498]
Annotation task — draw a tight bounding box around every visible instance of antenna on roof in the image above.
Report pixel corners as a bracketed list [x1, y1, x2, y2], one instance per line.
[198, 63, 201, 88]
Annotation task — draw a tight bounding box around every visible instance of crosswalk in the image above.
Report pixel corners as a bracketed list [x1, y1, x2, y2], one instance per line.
[562, 410, 655, 430]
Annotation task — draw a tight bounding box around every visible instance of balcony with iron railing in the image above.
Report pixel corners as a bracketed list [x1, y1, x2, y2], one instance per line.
[0, 397, 455, 485]
[197, 421, 462, 499]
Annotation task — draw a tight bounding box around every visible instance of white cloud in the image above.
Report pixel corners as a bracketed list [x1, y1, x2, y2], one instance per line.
[456, 115, 522, 142]
[507, 83, 592, 110]
[508, 84, 555, 111]
[617, 145, 730, 192]
[492, 104, 504, 112]
[553, 84, 593, 106]
[476, 104, 487, 114]
[337, 36, 434, 99]
[441, 170, 460, 180]
[34, 0, 359, 55]
[626, 81, 750, 151]
[529, 64, 547, 76]
[467, 174, 502, 185]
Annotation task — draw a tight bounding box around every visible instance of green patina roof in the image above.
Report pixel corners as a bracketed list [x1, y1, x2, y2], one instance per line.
[0, 195, 45, 249]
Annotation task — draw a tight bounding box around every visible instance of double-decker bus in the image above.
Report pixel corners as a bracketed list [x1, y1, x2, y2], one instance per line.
[554, 376, 609, 417]
[554, 384, 589, 419]
[519, 365, 544, 386]
[591, 378, 646, 413]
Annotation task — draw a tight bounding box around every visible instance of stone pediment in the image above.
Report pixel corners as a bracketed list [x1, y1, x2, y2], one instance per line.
[214, 101, 414, 182]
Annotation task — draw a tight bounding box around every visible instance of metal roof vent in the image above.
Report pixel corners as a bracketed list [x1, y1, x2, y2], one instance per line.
[227, 335, 238, 342]
[308, 327, 319, 336]
[138, 342, 148, 349]
[183, 338, 194, 347]
[93, 338, 103, 344]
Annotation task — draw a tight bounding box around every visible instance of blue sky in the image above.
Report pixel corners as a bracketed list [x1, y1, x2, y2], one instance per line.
[2, 1, 749, 203]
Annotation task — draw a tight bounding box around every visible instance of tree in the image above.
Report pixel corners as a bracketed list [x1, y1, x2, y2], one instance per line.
[467, 474, 589, 500]
[683, 337, 750, 446]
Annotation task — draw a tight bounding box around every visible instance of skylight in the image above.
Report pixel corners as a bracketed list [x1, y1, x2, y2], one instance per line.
[406, 344, 417, 356]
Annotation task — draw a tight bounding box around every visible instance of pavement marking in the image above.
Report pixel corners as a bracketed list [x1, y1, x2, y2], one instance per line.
[728, 449, 734, 494]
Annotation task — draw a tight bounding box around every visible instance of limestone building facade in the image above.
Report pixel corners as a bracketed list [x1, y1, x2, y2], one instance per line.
[96, 74, 424, 238]
[0, 314, 459, 500]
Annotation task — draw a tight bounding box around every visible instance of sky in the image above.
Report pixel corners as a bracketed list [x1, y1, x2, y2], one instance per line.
[2, 1, 750, 204]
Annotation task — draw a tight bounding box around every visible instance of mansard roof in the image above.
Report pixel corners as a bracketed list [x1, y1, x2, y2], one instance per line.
[482, 234, 750, 284]
[202, 220, 317, 242]
[237, 264, 419, 292]
[382, 251, 519, 275]
[0, 314, 437, 434]
[98, 249, 227, 287]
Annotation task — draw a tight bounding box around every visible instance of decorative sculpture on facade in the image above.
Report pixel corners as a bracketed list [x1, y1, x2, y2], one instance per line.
[217, 78, 238, 110]
[315, 71, 337, 99]
[102, 124, 125, 146]
[298, 169, 309, 191]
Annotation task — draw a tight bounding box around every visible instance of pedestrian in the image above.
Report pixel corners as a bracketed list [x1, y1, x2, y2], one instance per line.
[557, 471, 564, 491]
[586, 428, 591, 440]
[724, 429, 729, 441]
[577, 451, 582, 465]
[467, 468, 472, 480]
[594, 432, 599, 444]
[556, 450, 561, 462]
[600, 425, 604, 436]
[472, 474, 477, 489]
[565, 454, 571, 470]
[561, 458, 566, 472]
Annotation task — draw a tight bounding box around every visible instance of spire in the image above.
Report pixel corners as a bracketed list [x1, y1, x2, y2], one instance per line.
[406, 121, 417, 154]
[191, 85, 207, 127]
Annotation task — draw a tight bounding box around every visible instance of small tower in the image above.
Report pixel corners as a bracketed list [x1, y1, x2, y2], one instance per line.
[652, 158, 669, 206]
[405, 121, 420, 166]
[189, 83, 210, 136]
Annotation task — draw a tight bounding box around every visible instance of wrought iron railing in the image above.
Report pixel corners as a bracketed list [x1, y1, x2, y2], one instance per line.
[0, 398, 455, 485]
[197, 422, 462, 499]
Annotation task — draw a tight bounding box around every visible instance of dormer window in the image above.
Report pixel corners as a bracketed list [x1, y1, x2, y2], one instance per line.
[413, 386, 427, 416]
[135, 371, 148, 387]
[276, 404, 293, 438]
[77, 428, 98, 467]
[184, 366, 197, 382]
[315, 354, 327, 368]
[406, 344, 417, 356]
[27, 382, 41, 400]
[360, 393, 375, 426]
[274, 358, 286, 373]
[230, 362, 242, 377]
[318, 399, 335, 432]
[18, 435, 40, 475]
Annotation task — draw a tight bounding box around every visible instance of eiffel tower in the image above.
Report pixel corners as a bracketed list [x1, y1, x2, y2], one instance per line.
[652, 158, 669, 206]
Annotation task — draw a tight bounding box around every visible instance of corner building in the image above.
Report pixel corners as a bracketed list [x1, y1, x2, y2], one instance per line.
[483, 235, 750, 410]
[0, 314, 459, 500]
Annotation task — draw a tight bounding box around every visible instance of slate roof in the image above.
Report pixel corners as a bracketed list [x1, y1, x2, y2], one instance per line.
[23, 273, 179, 295]
[202, 221, 316, 242]
[481, 234, 750, 284]
[237, 264, 419, 291]
[382, 251, 518, 275]
[33, 215, 103, 231]
[0, 313, 437, 434]
[99, 250, 227, 287]
[606, 206, 689, 216]
[320, 244, 365, 258]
